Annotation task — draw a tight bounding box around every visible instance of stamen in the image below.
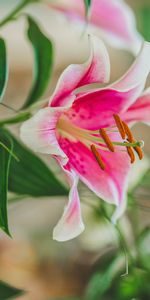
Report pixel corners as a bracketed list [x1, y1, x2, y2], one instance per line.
[113, 114, 126, 139]
[134, 146, 143, 160]
[122, 121, 144, 160]
[122, 121, 134, 142]
[99, 128, 115, 152]
[91, 144, 105, 170]
[126, 145, 135, 164]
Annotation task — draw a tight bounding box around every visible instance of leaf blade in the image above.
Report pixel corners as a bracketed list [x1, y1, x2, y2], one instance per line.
[138, 6, 150, 42]
[0, 281, 24, 300]
[0, 38, 8, 102]
[0, 129, 13, 236]
[5, 130, 67, 197]
[23, 16, 53, 108]
[85, 256, 124, 300]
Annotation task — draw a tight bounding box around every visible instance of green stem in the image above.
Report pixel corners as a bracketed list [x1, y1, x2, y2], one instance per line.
[115, 223, 132, 276]
[100, 203, 133, 275]
[0, 0, 40, 28]
[113, 141, 142, 147]
[0, 111, 32, 127]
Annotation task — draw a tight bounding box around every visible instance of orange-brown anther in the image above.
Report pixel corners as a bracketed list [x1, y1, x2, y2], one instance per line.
[113, 114, 126, 139]
[91, 144, 105, 170]
[99, 128, 115, 152]
[134, 146, 143, 160]
[122, 121, 134, 142]
[126, 146, 135, 164]
[122, 121, 143, 160]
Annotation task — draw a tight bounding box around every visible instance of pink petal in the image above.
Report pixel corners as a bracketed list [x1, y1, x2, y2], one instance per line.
[49, 0, 142, 53]
[65, 42, 150, 130]
[50, 35, 110, 107]
[112, 43, 150, 98]
[53, 168, 85, 241]
[122, 88, 150, 125]
[20, 107, 67, 163]
[65, 88, 138, 130]
[90, 0, 142, 53]
[59, 137, 130, 221]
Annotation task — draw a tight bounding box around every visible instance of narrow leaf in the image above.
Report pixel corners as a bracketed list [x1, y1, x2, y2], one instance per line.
[85, 256, 124, 300]
[0, 281, 24, 300]
[0, 38, 8, 101]
[0, 129, 13, 236]
[5, 130, 67, 197]
[23, 16, 53, 108]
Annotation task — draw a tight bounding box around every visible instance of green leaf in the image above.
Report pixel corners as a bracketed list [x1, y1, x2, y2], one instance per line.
[46, 298, 81, 300]
[86, 272, 112, 300]
[0, 111, 32, 127]
[138, 168, 150, 189]
[0, 129, 13, 236]
[23, 16, 53, 108]
[0, 38, 8, 101]
[5, 130, 67, 197]
[0, 281, 24, 300]
[84, 0, 92, 17]
[138, 6, 150, 42]
[85, 256, 123, 300]
[116, 269, 150, 300]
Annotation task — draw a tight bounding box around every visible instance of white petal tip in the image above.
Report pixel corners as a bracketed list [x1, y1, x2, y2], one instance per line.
[53, 222, 85, 242]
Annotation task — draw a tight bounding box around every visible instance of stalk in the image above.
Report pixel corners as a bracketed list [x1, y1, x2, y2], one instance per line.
[0, 111, 31, 127]
[0, 0, 40, 28]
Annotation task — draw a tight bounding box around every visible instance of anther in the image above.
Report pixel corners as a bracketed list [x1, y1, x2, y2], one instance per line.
[122, 121, 134, 142]
[99, 128, 115, 152]
[113, 114, 126, 139]
[126, 145, 135, 164]
[123, 123, 144, 160]
[134, 146, 143, 160]
[91, 144, 105, 170]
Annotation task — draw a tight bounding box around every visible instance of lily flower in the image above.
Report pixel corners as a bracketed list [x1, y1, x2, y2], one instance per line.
[48, 0, 142, 54]
[20, 36, 150, 242]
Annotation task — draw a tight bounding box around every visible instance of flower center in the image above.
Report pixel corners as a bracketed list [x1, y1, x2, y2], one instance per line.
[57, 114, 144, 170]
